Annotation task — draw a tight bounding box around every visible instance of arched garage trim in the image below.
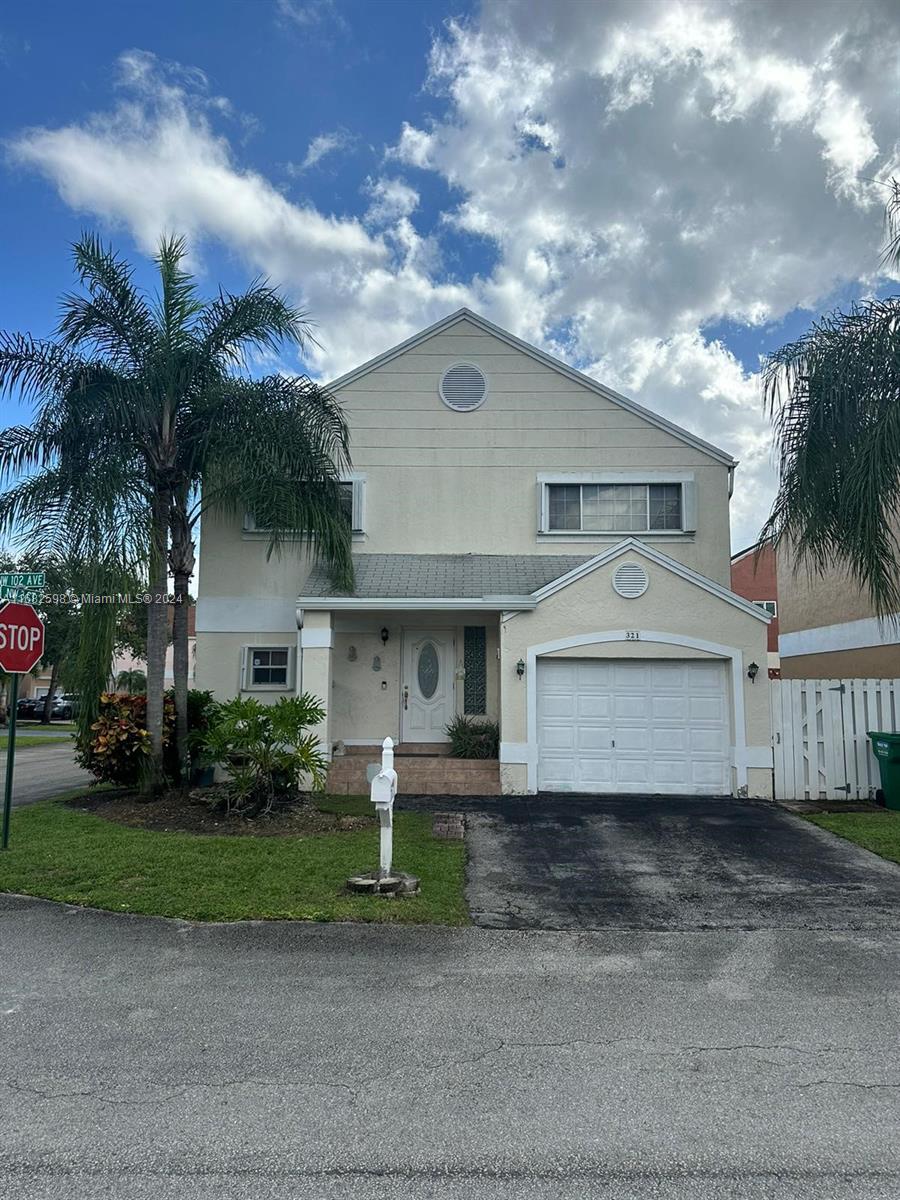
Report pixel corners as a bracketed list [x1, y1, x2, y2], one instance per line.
[521, 630, 749, 794]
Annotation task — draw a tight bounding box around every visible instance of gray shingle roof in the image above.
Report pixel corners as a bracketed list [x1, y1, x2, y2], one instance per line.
[301, 554, 592, 599]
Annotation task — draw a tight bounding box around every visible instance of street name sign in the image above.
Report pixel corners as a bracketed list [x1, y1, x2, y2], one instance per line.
[0, 572, 44, 589]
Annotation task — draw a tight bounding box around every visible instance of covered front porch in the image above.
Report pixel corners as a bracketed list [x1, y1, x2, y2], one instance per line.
[300, 608, 504, 795]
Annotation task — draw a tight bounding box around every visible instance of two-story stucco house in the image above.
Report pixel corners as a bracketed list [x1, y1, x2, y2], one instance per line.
[195, 309, 772, 798]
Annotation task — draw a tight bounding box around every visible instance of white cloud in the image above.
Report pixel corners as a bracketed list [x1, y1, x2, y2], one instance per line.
[292, 128, 355, 172]
[7, 3, 900, 548]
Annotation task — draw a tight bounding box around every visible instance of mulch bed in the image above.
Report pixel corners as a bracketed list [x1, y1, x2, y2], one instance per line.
[65, 786, 376, 837]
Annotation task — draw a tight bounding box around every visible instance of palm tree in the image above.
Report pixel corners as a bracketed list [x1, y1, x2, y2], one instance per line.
[0, 235, 353, 783]
[115, 668, 147, 694]
[762, 180, 900, 618]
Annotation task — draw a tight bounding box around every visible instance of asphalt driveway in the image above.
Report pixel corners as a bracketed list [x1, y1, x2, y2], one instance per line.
[461, 795, 900, 931]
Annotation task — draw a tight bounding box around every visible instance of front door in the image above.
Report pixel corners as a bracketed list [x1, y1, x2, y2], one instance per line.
[401, 629, 455, 743]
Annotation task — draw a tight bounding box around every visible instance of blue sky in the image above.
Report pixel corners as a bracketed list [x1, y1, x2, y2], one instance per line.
[1, 0, 896, 548]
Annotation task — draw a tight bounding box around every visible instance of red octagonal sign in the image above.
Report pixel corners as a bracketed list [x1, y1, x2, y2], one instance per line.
[0, 602, 45, 674]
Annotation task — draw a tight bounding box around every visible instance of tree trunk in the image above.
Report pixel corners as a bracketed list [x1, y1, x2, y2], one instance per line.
[41, 662, 59, 725]
[169, 503, 195, 787]
[144, 487, 170, 792]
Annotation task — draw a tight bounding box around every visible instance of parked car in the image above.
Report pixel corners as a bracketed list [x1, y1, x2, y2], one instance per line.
[16, 696, 43, 720]
[51, 693, 79, 720]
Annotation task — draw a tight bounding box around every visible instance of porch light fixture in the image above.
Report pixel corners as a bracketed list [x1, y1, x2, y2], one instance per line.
[516, 658, 525, 678]
[747, 661, 759, 683]
[380, 627, 389, 645]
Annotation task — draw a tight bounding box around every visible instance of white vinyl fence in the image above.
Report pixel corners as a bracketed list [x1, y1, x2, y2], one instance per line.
[771, 678, 900, 802]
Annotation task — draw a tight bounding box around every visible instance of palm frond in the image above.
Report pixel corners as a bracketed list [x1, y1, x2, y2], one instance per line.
[763, 296, 900, 618]
[198, 284, 317, 366]
[57, 233, 155, 368]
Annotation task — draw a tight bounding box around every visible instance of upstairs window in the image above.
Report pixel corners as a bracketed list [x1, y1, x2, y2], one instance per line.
[754, 600, 777, 617]
[546, 482, 683, 533]
[244, 475, 365, 535]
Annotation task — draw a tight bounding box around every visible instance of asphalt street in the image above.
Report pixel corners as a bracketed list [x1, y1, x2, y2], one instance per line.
[1, 890, 899, 1199]
[2, 740, 90, 806]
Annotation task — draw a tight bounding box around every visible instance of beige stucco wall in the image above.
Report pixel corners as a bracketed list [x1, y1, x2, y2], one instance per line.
[329, 613, 499, 745]
[780, 645, 900, 679]
[195, 317, 737, 639]
[498, 551, 772, 797]
[194, 629, 298, 702]
[777, 555, 876, 635]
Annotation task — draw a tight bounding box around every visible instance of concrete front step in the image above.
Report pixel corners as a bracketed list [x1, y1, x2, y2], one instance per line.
[327, 755, 500, 797]
[342, 742, 452, 757]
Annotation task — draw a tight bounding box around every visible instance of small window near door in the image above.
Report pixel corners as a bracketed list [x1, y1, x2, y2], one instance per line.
[245, 647, 292, 689]
[464, 626, 487, 715]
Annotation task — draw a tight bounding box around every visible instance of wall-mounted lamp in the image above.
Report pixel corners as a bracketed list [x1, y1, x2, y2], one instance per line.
[516, 658, 525, 678]
[380, 627, 389, 645]
[747, 661, 759, 683]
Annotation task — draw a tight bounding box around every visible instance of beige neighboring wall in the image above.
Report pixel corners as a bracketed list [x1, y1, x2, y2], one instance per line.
[777, 555, 875, 634]
[777, 544, 900, 678]
[499, 551, 772, 797]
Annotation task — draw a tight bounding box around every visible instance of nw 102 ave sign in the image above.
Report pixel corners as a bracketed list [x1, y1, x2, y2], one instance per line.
[0, 602, 46, 674]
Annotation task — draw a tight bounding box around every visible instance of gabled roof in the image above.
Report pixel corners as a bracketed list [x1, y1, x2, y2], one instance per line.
[730, 538, 773, 564]
[505, 538, 771, 623]
[327, 308, 737, 468]
[298, 553, 591, 610]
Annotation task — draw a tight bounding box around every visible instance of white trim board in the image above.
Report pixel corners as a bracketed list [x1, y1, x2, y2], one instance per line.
[521, 630, 751, 793]
[504, 537, 770, 624]
[779, 614, 900, 658]
[297, 596, 536, 613]
[326, 308, 737, 468]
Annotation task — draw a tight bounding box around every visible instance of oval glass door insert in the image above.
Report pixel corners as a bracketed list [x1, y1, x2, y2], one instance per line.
[417, 642, 439, 699]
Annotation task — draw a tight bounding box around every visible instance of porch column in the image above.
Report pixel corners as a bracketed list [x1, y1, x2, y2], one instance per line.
[300, 610, 333, 757]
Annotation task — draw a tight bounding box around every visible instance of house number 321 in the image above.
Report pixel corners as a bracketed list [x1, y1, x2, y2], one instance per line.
[625, 631, 641, 640]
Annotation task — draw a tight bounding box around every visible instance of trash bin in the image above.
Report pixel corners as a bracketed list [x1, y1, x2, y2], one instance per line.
[867, 731, 900, 810]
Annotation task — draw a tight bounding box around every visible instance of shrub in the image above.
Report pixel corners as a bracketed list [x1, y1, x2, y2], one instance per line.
[78, 688, 219, 787]
[76, 692, 175, 786]
[200, 693, 328, 816]
[446, 714, 500, 759]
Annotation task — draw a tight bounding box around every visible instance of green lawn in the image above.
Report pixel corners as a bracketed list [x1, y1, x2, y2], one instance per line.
[0, 795, 469, 924]
[806, 809, 900, 866]
[0, 735, 72, 749]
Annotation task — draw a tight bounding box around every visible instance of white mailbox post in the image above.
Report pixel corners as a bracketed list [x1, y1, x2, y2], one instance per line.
[370, 736, 398, 878]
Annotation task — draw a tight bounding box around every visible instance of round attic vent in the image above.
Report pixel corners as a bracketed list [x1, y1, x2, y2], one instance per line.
[612, 561, 649, 599]
[439, 362, 488, 412]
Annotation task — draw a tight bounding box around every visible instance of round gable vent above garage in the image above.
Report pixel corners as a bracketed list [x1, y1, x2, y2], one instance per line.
[612, 561, 649, 599]
[439, 362, 488, 412]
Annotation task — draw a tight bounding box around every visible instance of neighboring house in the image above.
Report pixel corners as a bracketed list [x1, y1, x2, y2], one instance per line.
[777, 550, 900, 679]
[730, 541, 779, 676]
[195, 309, 771, 797]
[110, 604, 197, 690]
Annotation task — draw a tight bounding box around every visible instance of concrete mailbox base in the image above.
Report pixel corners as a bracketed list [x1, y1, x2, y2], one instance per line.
[346, 871, 420, 896]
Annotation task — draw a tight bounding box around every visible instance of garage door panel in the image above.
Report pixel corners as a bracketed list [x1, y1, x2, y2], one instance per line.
[539, 726, 575, 751]
[576, 694, 612, 720]
[537, 657, 731, 796]
[690, 696, 726, 721]
[538, 693, 575, 720]
[652, 728, 688, 753]
[577, 727, 613, 752]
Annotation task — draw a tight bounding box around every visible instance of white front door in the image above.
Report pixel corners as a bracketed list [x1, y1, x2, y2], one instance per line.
[401, 629, 455, 743]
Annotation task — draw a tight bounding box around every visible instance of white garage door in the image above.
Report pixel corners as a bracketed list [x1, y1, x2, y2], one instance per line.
[536, 659, 731, 795]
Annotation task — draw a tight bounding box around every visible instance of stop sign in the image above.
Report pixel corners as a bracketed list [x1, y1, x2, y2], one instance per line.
[0, 603, 45, 673]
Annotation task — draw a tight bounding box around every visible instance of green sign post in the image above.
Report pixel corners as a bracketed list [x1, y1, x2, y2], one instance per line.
[0, 599, 47, 850]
